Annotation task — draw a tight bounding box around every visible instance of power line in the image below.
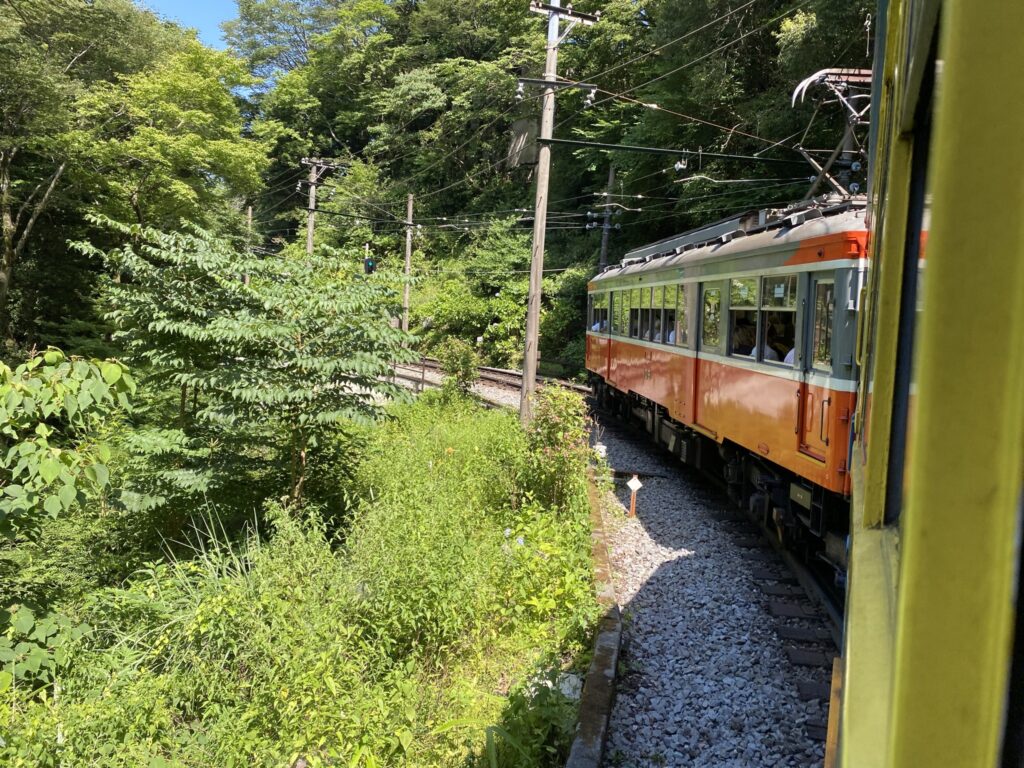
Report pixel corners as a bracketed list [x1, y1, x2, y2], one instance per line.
[538, 137, 804, 164]
[573, 0, 764, 85]
[551, 0, 811, 142]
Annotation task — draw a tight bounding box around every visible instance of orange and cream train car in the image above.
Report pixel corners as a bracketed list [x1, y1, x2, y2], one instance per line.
[586, 201, 867, 587]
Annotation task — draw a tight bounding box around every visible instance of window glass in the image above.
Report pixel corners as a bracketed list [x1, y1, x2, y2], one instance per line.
[639, 287, 652, 340]
[663, 285, 677, 345]
[676, 284, 689, 347]
[595, 292, 608, 332]
[611, 290, 624, 335]
[702, 287, 721, 349]
[588, 294, 594, 329]
[762, 275, 797, 308]
[651, 287, 665, 342]
[760, 276, 797, 364]
[729, 278, 758, 357]
[629, 288, 641, 338]
[812, 281, 835, 372]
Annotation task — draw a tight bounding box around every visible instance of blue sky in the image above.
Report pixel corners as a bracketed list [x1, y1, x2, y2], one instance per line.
[141, 0, 237, 48]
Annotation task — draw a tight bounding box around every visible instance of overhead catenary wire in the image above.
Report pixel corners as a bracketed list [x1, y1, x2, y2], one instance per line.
[253, 3, 819, 247]
[559, 80, 786, 148]
[389, 89, 546, 192]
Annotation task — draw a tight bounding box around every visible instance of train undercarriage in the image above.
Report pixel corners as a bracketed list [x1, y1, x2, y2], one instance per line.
[591, 378, 849, 600]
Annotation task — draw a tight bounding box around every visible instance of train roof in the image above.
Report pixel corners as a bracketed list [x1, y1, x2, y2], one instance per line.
[592, 198, 867, 285]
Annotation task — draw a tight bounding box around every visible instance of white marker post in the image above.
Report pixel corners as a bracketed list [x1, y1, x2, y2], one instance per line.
[627, 475, 643, 518]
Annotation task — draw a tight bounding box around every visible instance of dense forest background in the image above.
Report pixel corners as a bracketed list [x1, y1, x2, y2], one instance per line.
[3, 0, 870, 370]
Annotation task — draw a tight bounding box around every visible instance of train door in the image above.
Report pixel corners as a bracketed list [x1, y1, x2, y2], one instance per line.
[798, 273, 836, 461]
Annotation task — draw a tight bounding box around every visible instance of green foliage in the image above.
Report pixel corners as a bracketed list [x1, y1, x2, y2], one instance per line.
[76, 218, 415, 504]
[0, 398, 597, 767]
[525, 387, 592, 511]
[414, 219, 533, 367]
[0, 607, 90, 694]
[0, 348, 133, 538]
[1, 0, 269, 353]
[222, 0, 337, 80]
[436, 336, 480, 399]
[75, 40, 274, 228]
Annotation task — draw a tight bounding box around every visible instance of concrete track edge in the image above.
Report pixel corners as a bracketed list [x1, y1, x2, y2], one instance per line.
[566, 470, 622, 768]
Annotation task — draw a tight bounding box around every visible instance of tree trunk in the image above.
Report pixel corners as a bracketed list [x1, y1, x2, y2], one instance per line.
[0, 156, 66, 332]
[289, 427, 308, 507]
[179, 383, 188, 426]
[0, 155, 17, 333]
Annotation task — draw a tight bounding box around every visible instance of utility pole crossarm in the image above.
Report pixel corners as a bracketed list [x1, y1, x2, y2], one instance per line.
[528, 2, 600, 24]
[299, 158, 348, 256]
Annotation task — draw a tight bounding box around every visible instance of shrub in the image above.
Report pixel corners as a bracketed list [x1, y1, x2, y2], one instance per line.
[0, 348, 133, 540]
[76, 219, 415, 505]
[525, 386, 592, 510]
[436, 336, 480, 400]
[0, 397, 598, 767]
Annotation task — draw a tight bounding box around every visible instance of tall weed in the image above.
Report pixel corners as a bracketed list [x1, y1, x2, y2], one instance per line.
[0, 397, 598, 767]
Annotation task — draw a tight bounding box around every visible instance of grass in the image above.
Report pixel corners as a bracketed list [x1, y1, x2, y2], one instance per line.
[0, 392, 599, 767]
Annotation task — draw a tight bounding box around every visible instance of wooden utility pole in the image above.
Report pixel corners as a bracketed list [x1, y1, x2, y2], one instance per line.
[599, 164, 616, 270]
[519, 0, 599, 426]
[403, 193, 413, 332]
[301, 157, 344, 255]
[305, 162, 317, 256]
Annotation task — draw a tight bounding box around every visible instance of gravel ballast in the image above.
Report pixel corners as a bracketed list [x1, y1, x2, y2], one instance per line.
[594, 417, 828, 768]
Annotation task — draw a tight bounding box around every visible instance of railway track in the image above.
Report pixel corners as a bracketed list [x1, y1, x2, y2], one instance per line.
[596, 401, 843, 642]
[595, 409, 838, 764]
[390, 357, 591, 401]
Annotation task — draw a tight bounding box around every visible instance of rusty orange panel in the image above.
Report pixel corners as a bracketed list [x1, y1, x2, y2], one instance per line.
[597, 337, 854, 493]
[784, 231, 867, 267]
[585, 334, 611, 378]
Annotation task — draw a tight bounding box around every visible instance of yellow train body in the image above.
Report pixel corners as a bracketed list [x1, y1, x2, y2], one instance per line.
[839, 0, 1024, 765]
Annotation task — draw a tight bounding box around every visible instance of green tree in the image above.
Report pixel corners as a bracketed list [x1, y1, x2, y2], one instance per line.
[222, 0, 338, 81]
[0, 0, 183, 332]
[77, 218, 415, 503]
[76, 41, 273, 228]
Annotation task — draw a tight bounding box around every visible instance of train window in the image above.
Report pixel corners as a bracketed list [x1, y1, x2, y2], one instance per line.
[811, 281, 835, 372]
[611, 290, 624, 335]
[663, 285, 677, 345]
[702, 287, 721, 349]
[729, 278, 758, 357]
[676, 284, 689, 347]
[760, 275, 797, 364]
[651, 287, 665, 342]
[590, 292, 608, 332]
[587, 295, 594, 329]
[638, 287, 652, 340]
[629, 288, 641, 338]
